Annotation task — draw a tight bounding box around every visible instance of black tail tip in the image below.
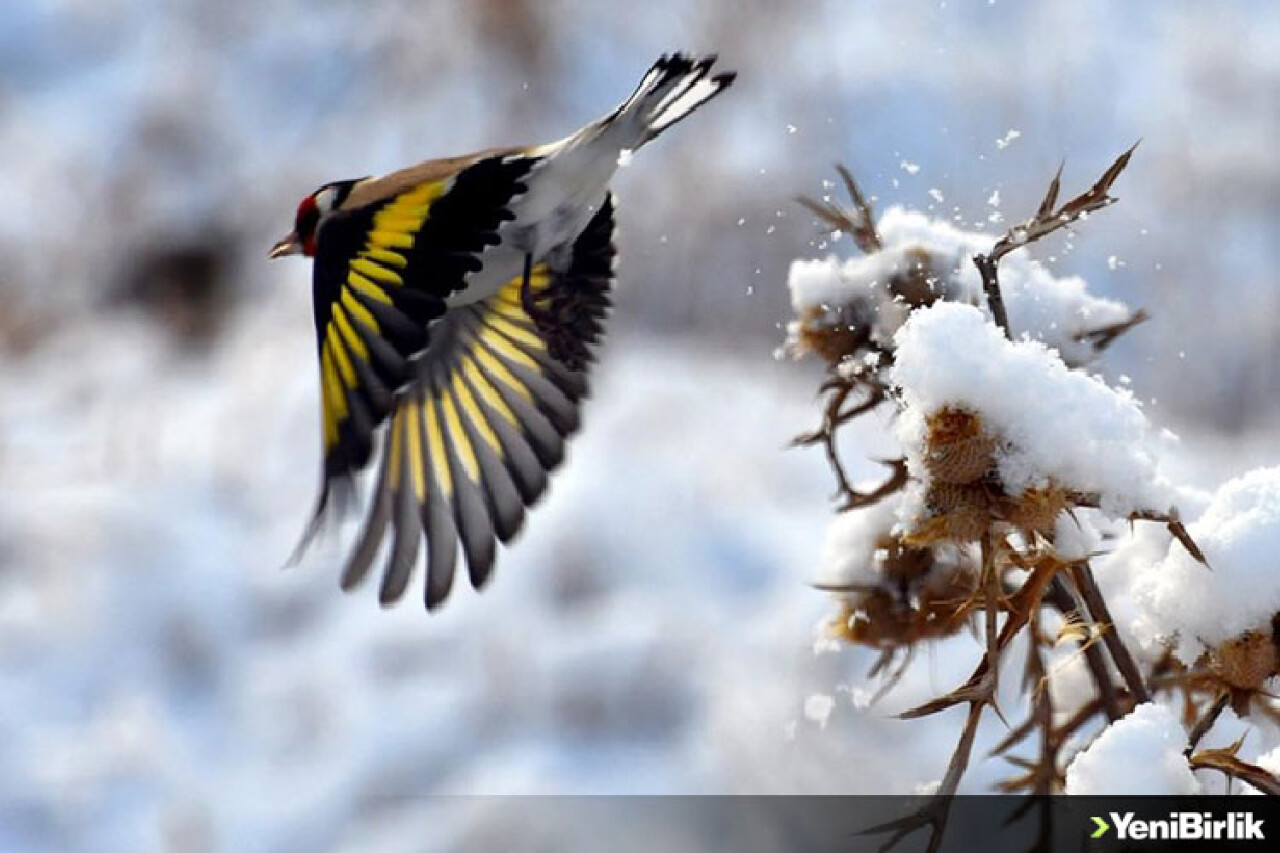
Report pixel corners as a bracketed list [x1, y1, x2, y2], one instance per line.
[656, 51, 721, 72]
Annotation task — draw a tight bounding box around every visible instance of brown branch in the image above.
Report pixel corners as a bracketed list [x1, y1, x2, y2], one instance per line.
[869, 538, 1018, 852]
[1015, 610, 1058, 796]
[902, 554, 1060, 720]
[983, 534, 1002, 691]
[791, 378, 895, 509]
[795, 164, 883, 254]
[1189, 744, 1280, 796]
[792, 375, 887, 447]
[1054, 697, 1110, 746]
[972, 143, 1139, 342]
[834, 458, 908, 513]
[1067, 493, 1208, 566]
[1075, 309, 1149, 353]
[974, 253, 1013, 340]
[990, 715, 1037, 758]
[989, 143, 1139, 264]
[1070, 561, 1150, 704]
[1129, 509, 1209, 565]
[1044, 576, 1124, 721]
[864, 699, 986, 853]
[994, 610, 1069, 797]
[1186, 690, 1231, 755]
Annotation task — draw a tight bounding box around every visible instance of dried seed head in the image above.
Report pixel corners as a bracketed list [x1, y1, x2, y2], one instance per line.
[924, 408, 998, 485]
[827, 557, 978, 650]
[1212, 629, 1280, 691]
[790, 302, 875, 367]
[1006, 485, 1069, 536]
[876, 534, 934, 586]
[887, 246, 940, 308]
[927, 434, 997, 485]
[905, 482, 995, 545]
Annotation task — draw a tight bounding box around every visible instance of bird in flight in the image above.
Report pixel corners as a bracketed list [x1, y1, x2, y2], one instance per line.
[270, 54, 735, 609]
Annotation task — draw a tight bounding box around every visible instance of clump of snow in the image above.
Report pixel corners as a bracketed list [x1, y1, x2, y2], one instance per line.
[1246, 746, 1280, 795]
[891, 302, 1172, 518]
[1130, 466, 1280, 663]
[995, 129, 1022, 149]
[1064, 703, 1200, 795]
[787, 255, 863, 314]
[786, 207, 1134, 365]
[814, 495, 901, 592]
[804, 693, 836, 728]
[1054, 513, 1103, 562]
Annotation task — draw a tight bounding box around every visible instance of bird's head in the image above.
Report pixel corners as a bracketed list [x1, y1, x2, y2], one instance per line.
[269, 179, 362, 259]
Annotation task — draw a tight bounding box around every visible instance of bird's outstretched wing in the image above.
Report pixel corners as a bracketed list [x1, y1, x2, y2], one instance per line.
[300, 155, 536, 542]
[339, 194, 616, 608]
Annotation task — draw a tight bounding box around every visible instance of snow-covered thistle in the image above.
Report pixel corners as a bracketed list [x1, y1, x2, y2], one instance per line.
[785, 149, 1280, 847]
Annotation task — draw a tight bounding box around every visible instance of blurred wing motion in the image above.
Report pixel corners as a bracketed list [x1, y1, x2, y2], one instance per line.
[303, 155, 536, 523]
[329, 194, 616, 608]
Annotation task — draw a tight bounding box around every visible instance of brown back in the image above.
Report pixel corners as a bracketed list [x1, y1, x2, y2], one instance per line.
[339, 146, 524, 211]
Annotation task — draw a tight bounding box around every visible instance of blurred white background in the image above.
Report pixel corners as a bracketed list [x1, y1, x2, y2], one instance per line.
[1, 1, 1277, 850]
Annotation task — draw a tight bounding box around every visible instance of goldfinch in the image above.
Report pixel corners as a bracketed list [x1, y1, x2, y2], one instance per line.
[269, 53, 735, 609]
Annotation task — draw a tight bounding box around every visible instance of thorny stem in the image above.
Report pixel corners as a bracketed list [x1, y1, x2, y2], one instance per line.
[1068, 493, 1208, 566]
[874, 550, 1073, 852]
[795, 163, 883, 253]
[1044, 577, 1124, 721]
[1186, 690, 1231, 755]
[1028, 615, 1055, 795]
[983, 534, 1002, 689]
[1076, 309, 1149, 353]
[865, 699, 988, 853]
[974, 253, 1013, 341]
[1071, 561, 1151, 704]
[1189, 749, 1280, 796]
[792, 378, 894, 510]
[1128, 509, 1209, 565]
[902, 554, 1061, 722]
[972, 144, 1139, 343]
[870, 538, 1012, 852]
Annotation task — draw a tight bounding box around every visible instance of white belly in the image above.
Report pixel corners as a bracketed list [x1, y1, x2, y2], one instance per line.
[446, 131, 619, 307]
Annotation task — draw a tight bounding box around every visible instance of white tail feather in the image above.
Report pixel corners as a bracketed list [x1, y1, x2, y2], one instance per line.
[609, 53, 735, 148]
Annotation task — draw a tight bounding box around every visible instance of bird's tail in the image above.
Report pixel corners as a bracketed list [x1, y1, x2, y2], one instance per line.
[604, 53, 735, 149]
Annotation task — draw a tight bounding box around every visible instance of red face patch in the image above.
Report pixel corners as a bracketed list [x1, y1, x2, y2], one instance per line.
[294, 195, 321, 257]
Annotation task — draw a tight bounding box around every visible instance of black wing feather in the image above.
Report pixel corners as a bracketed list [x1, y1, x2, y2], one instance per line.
[341, 193, 618, 608]
[292, 155, 535, 560]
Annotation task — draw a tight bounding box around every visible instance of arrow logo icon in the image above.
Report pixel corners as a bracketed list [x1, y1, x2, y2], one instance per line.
[1091, 816, 1110, 839]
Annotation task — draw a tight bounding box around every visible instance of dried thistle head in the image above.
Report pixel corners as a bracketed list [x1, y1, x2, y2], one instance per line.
[829, 571, 978, 650]
[876, 532, 934, 587]
[1179, 618, 1280, 716]
[886, 246, 940, 309]
[924, 407, 998, 485]
[787, 300, 876, 367]
[909, 407, 1079, 547]
[1211, 628, 1280, 692]
[824, 536, 979, 650]
[1005, 485, 1070, 538]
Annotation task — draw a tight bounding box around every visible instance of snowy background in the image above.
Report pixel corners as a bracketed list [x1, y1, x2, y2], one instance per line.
[1, 0, 1278, 850]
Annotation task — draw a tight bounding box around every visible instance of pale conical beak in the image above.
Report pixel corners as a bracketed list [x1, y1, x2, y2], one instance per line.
[268, 231, 302, 259]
